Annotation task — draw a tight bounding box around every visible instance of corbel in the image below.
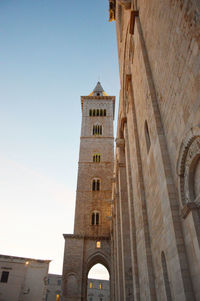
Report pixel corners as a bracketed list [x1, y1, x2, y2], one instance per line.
[115, 138, 125, 148]
[129, 10, 139, 34]
[118, 0, 131, 10]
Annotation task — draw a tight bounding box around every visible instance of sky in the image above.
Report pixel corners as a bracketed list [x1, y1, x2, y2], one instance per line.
[0, 1, 120, 278]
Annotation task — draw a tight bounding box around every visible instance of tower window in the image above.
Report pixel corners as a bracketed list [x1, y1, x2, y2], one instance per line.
[91, 211, 100, 225]
[90, 109, 106, 117]
[93, 154, 101, 163]
[96, 241, 101, 248]
[144, 120, 151, 153]
[92, 178, 100, 191]
[99, 283, 102, 289]
[90, 282, 93, 288]
[1, 271, 9, 283]
[93, 125, 102, 135]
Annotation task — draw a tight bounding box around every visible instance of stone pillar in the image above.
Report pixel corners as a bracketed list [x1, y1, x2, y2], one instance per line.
[116, 138, 134, 301]
[114, 182, 125, 301]
[123, 121, 140, 301]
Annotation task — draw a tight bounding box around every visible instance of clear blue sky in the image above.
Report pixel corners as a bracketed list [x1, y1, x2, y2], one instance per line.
[0, 0, 120, 276]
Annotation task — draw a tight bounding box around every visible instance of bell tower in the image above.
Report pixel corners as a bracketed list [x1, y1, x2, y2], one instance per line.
[62, 82, 115, 301]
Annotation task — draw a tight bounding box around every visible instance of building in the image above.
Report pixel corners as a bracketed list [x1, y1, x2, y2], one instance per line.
[46, 274, 62, 301]
[109, 0, 200, 300]
[87, 279, 110, 301]
[0, 254, 50, 301]
[62, 82, 115, 300]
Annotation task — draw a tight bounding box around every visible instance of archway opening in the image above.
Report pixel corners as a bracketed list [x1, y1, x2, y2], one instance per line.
[87, 263, 110, 301]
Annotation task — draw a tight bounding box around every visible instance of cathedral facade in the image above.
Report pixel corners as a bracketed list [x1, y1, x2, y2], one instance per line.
[62, 0, 200, 300]
[110, 0, 200, 300]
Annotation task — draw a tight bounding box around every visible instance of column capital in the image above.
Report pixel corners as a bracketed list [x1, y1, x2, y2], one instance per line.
[115, 138, 125, 148]
[118, 0, 131, 9]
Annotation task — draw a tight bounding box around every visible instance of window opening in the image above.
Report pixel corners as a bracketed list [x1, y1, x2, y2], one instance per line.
[96, 241, 101, 248]
[90, 282, 93, 288]
[90, 109, 106, 117]
[1, 271, 9, 283]
[92, 179, 100, 191]
[93, 154, 101, 163]
[93, 125, 102, 136]
[92, 213, 95, 225]
[99, 283, 102, 289]
[91, 211, 100, 226]
[145, 120, 151, 153]
[56, 295, 60, 301]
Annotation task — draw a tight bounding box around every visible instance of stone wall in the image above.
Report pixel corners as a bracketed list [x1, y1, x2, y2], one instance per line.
[111, 0, 200, 300]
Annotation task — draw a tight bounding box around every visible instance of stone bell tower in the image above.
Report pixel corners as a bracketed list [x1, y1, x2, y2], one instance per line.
[62, 82, 115, 301]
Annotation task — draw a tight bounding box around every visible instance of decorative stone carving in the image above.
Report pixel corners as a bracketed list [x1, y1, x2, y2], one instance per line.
[109, 0, 116, 22]
[178, 130, 200, 217]
[118, 0, 131, 9]
[115, 138, 125, 148]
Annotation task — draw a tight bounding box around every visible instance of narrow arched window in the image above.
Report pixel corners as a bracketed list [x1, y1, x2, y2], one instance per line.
[93, 109, 95, 116]
[92, 178, 101, 191]
[161, 252, 172, 301]
[100, 109, 103, 116]
[96, 212, 99, 225]
[93, 125, 102, 136]
[89, 110, 92, 116]
[93, 154, 101, 163]
[91, 211, 100, 225]
[91, 213, 95, 225]
[104, 109, 106, 116]
[145, 120, 151, 153]
[97, 179, 100, 191]
[97, 109, 99, 116]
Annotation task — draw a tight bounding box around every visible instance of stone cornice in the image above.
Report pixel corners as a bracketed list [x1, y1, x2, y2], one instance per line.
[80, 136, 114, 139]
[63, 234, 111, 240]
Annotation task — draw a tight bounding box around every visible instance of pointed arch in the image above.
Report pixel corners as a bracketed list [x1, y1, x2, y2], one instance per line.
[86, 252, 111, 276]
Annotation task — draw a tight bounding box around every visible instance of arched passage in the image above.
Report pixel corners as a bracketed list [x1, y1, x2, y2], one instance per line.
[85, 252, 111, 301]
[87, 263, 110, 301]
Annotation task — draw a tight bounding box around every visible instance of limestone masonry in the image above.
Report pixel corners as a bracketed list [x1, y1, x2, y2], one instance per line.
[62, 82, 115, 300]
[62, 0, 200, 300]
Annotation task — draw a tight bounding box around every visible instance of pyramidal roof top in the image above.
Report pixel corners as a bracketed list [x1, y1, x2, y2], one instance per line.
[88, 81, 108, 96]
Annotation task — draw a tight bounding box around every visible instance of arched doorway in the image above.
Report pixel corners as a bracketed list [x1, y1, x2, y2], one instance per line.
[87, 263, 110, 301]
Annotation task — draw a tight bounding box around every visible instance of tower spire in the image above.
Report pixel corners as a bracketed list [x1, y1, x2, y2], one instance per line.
[88, 81, 108, 96]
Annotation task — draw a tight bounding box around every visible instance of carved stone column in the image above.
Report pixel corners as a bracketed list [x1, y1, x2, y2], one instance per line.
[116, 137, 134, 301]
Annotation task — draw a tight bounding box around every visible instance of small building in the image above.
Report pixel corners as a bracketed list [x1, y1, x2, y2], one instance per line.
[46, 274, 62, 301]
[87, 279, 110, 301]
[0, 254, 50, 301]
